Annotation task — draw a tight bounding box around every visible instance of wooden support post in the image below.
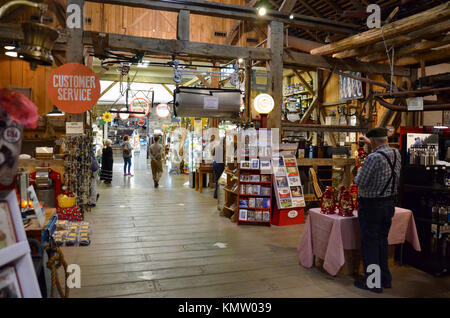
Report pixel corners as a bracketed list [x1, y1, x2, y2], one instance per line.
[292, 69, 315, 96]
[244, 59, 252, 122]
[66, 0, 85, 123]
[177, 10, 190, 41]
[267, 21, 284, 131]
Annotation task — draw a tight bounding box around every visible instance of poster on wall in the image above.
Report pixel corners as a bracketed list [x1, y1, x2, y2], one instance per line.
[272, 155, 305, 209]
[47, 63, 101, 114]
[339, 72, 364, 100]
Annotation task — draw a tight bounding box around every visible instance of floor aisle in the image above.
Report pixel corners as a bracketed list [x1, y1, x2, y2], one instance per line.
[62, 151, 450, 298]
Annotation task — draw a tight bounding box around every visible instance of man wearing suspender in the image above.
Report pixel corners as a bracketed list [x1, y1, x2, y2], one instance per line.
[353, 127, 401, 293]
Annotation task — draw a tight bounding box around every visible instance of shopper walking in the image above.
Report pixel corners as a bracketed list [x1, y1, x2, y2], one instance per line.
[149, 135, 164, 188]
[211, 135, 225, 199]
[353, 127, 401, 293]
[100, 139, 113, 184]
[122, 135, 134, 177]
[89, 148, 100, 207]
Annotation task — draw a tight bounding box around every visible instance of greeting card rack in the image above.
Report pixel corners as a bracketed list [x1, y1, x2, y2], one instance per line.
[237, 158, 273, 226]
[0, 190, 41, 297]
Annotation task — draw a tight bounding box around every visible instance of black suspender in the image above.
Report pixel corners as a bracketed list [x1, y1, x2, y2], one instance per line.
[377, 150, 398, 196]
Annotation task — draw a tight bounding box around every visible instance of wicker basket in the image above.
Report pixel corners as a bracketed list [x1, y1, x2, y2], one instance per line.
[57, 195, 76, 208]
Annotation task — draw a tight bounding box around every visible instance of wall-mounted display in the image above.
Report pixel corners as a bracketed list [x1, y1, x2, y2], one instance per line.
[339, 72, 364, 100]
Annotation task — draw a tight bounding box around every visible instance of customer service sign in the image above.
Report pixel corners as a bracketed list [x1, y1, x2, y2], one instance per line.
[48, 63, 101, 114]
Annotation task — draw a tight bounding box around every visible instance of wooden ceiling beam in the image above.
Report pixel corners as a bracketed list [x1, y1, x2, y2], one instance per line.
[395, 47, 450, 66]
[284, 50, 410, 76]
[311, 2, 450, 56]
[297, 0, 322, 18]
[333, 19, 450, 59]
[362, 34, 450, 63]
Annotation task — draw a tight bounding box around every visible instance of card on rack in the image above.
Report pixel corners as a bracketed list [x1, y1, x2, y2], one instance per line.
[239, 199, 249, 208]
[250, 158, 260, 169]
[292, 197, 306, 208]
[262, 211, 270, 221]
[286, 166, 299, 176]
[247, 211, 255, 221]
[260, 187, 271, 195]
[280, 198, 292, 209]
[256, 198, 264, 208]
[263, 198, 271, 209]
[240, 161, 251, 169]
[249, 198, 256, 208]
[273, 167, 286, 177]
[261, 175, 271, 182]
[240, 184, 246, 195]
[290, 186, 303, 197]
[276, 176, 289, 188]
[288, 176, 301, 186]
[255, 211, 263, 221]
[284, 157, 297, 167]
[277, 187, 291, 198]
[254, 185, 261, 195]
[239, 209, 247, 221]
[250, 175, 260, 182]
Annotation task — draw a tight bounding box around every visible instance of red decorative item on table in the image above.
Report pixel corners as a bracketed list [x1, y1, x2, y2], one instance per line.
[57, 206, 82, 221]
[350, 184, 358, 209]
[336, 185, 346, 209]
[320, 186, 336, 214]
[338, 190, 354, 217]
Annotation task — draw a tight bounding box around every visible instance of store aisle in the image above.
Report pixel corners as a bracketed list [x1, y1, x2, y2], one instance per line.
[61, 152, 450, 298]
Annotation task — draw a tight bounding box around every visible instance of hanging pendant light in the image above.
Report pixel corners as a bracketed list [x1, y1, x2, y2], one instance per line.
[46, 106, 64, 117]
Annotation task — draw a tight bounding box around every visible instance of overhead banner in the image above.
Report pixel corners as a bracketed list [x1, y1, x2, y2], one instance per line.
[48, 63, 100, 114]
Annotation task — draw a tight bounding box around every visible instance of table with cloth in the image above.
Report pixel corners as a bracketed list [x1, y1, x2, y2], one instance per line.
[298, 207, 421, 276]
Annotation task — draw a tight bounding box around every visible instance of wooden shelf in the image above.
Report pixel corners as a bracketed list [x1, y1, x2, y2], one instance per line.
[239, 181, 272, 184]
[297, 158, 355, 166]
[283, 91, 311, 97]
[238, 207, 271, 210]
[282, 121, 368, 133]
[223, 205, 237, 212]
[224, 187, 238, 195]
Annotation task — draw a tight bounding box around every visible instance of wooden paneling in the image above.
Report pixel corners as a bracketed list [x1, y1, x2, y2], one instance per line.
[0, 56, 55, 115]
[83, 0, 261, 46]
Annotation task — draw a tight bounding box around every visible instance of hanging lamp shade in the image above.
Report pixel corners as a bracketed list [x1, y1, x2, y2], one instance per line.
[17, 22, 59, 66]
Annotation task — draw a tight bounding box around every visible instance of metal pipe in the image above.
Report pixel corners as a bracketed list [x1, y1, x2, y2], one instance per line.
[0, 0, 46, 18]
[375, 96, 450, 111]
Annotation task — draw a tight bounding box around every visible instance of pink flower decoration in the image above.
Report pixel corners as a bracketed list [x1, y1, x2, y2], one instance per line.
[0, 88, 39, 129]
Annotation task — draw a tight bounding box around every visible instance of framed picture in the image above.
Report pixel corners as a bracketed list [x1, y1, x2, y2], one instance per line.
[0, 266, 22, 298]
[0, 201, 17, 250]
[250, 158, 260, 169]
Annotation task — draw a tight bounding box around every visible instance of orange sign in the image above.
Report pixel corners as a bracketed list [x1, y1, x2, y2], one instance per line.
[129, 98, 150, 118]
[48, 63, 100, 114]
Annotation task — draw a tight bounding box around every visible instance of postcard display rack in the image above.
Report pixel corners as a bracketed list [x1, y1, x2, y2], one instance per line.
[272, 155, 306, 225]
[0, 191, 41, 297]
[237, 159, 273, 226]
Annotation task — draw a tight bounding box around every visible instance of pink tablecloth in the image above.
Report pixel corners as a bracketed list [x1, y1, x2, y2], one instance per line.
[298, 207, 421, 276]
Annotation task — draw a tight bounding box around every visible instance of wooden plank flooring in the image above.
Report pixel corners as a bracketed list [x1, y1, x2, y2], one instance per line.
[62, 152, 450, 298]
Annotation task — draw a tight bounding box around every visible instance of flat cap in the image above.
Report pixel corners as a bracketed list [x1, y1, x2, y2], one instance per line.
[366, 127, 388, 138]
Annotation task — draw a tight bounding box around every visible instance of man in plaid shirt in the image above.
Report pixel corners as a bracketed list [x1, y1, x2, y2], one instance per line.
[353, 127, 401, 294]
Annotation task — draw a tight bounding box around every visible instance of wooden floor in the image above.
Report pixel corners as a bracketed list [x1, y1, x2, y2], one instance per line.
[62, 152, 450, 298]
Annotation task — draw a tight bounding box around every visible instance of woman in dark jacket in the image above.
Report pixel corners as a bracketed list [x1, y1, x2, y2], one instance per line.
[100, 139, 113, 184]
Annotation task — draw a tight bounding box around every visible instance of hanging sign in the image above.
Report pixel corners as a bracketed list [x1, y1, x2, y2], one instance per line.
[48, 63, 100, 114]
[119, 107, 129, 120]
[204, 96, 219, 110]
[129, 98, 150, 118]
[407, 97, 424, 111]
[156, 103, 170, 118]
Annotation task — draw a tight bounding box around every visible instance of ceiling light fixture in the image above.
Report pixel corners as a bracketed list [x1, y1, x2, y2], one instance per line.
[433, 123, 448, 129]
[258, 7, 266, 16]
[289, 14, 294, 20]
[5, 51, 17, 58]
[4, 45, 15, 50]
[238, 58, 244, 64]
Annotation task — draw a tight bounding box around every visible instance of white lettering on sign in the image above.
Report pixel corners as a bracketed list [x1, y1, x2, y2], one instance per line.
[52, 75, 96, 102]
[67, 4, 82, 29]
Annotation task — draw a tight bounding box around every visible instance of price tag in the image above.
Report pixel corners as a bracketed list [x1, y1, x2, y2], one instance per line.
[204, 96, 219, 110]
[407, 97, 424, 111]
[66, 122, 84, 134]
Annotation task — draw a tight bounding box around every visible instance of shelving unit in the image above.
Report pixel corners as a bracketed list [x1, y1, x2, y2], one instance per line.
[282, 86, 314, 123]
[220, 162, 238, 221]
[0, 190, 41, 297]
[237, 166, 272, 227]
